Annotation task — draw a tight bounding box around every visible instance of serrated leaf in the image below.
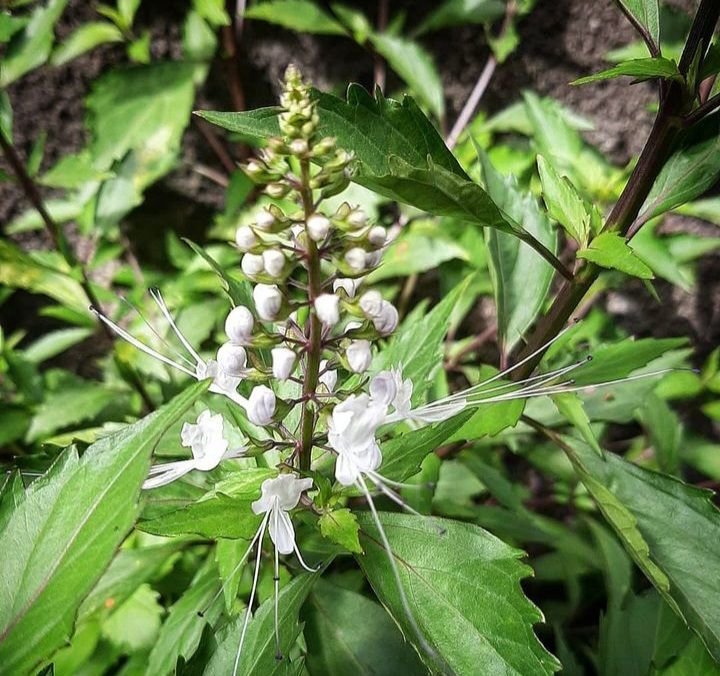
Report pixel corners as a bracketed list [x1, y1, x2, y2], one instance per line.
[244, 0, 344, 34]
[319, 508, 362, 553]
[578, 231, 654, 279]
[355, 512, 560, 674]
[573, 56, 680, 85]
[0, 381, 208, 674]
[305, 579, 425, 675]
[204, 571, 320, 675]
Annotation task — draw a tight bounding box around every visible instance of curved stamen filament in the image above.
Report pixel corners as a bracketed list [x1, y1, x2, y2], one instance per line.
[150, 287, 204, 365]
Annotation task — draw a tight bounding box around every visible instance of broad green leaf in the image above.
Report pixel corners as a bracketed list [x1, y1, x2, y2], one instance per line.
[355, 513, 560, 674]
[480, 150, 556, 351]
[0, 381, 208, 674]
[577, 232, 654, 279]
[102, 584, 163, 651]
[319, 508, 362, 554]
[572, 56, 680, 85]
[138, 494, 262, 539]
[148, 558, 224, 675]
[0, 0, 69, 87]
[23, 327, 93, 363]
[304, 579, 425, 675]
[413, 0, 505, 35]
[204, 572, 320, 675]
[564, 437, 720, 661]
[380, 411, 475, 482]
[616, 0, 660, 48]
[0, 240, 88, 313]
[677, 196, 720, 225]
[216, 538, 248, 612]
[50, 21, 123, 66]
[244, 0, 344, 34]
[452, 397, 524, 442]
[370, 33, 445, 120]
[537, 154, 592, 245]
[640, 113, 720, 222]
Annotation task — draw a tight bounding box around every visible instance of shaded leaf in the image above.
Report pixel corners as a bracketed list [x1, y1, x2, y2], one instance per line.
[244, 0, 344, 34]
[50, 21, 123, 66]
[413, 0, 505, 35]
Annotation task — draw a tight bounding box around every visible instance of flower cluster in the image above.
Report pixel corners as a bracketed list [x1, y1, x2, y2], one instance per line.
[94, 66, 669, 674]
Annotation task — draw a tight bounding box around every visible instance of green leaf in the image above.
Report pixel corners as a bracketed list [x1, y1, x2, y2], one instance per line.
[552, 392, 603, 457]
[640, 113, 720, 222]
[193, 0, 230, 26]
[0, 381, 208, 674]
[480, 150, 556, 351]
[0, 0, 69, 87]
[370, 33, 445, 120]
[50, 21, 123, 66]
[563, 437, 720, 661]
[102, 584, 163, 651]
[23, 327, 93, 363]
[118, 0, 141, 27]
[413, 0, 505, 35]
[244, 0, 344, 34]
[451, 396, 525, 442]
[127, 30, 151, 63]
[572, 56, 680, 85]
[319, 508, 362, 554]
[577, 232, 654, 278]
[305, 579, 425, 675]
[537, 154, 592, 245]
[216, 538, 248, 612]
[355, 513, 560, 674]
[205, 572, 320, 675]
[616, 0, 660, 49]
[147, 558, 224, 675]
[0, 13, 29, 43]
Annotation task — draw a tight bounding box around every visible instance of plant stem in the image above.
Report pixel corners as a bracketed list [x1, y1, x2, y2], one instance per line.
[446, 56, 497, 149]
[298, 159, 322, 472]
[511, 0, 720, 380]
[373, 0, 388, 91]
[222, 0, 246, 113]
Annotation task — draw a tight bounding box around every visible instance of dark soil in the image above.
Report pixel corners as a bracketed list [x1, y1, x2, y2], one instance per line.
[1, 0, 718, 363]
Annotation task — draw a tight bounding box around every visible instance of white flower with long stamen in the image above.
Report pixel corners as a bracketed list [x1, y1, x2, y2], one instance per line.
[143, 410, 244, 488]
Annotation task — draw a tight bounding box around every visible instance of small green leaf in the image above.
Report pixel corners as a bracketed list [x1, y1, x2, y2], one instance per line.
[616, 0, 660, 48]
[319, 508, 362, 554]
[537, 154, 592, 245]
[572, 56, 680, 85]
[244, 0, 344, 34]
[413, 0, 505, 35]
[50, 21, 123, 66]
[577, 232, 654, 279]
[552, 392, 603, 457]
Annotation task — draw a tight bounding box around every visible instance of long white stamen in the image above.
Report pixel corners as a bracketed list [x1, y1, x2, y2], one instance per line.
[120, 296, 196, 369]
[233, 516, 267, 676]
[150, 288, 204, 365]
[292, 542, 320, 573]
[91, 308, 197, 377]
[367, 471, 427, 491]
[273, 504, 282, 661]
[356, 474, 437, 661]
[201, 513, 269, 615]
[370, 477, 425, 518]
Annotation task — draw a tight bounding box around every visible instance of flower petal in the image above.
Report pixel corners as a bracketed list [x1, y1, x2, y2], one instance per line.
[269, 507, 296, 555]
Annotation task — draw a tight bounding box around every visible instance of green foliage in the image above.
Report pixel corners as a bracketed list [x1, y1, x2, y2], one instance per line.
[577, 232, 654, 279]
[573, 56, 681, 85]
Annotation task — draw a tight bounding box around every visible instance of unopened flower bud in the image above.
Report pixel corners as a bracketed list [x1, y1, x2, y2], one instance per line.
[289, 138, 309, 155]
[225, 305, 254, 344]
[333, 277, 361, 298]
[307, 213, 331, 241]
[365, 250, 382, 268]
[344, 247, 367, 272]
[253, 284, 283, 321]
[314, 293, 340, 327]
[313, 137, 336, 156]
[271, 347, 296, 380]
[346, 339, 372, 373]
[368, 225, 387, 247]
[266, 182, 290, 198]
[241, 253, 264, 278]
[319, 359, 337, 392]
[255, 209, 276, 231]
[359, 290, 383, 318]
[235, 225, 258, 252]
[373, 301, 399, 336]
[347, 209, 367, 229]
[245, 160, 266, 180]
[217, 342, 248, 377]
[263, 249, 286, 278]
[247, 385, 276, 426]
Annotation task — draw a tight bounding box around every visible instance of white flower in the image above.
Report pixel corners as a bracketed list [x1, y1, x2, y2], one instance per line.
[144, 410, 237, 488]
[251, 474, 313, 554]
[289, 138, 309, 155]
[307, 213, 331, 241]
[241, 253, 264, 278]
[368, 225, 387, 248]
[347, 208, 367, 229]
[255, 208, 276, 231]
[262, 249, 286, 278]
[333, 277, 361, 297]
[319, 359, 337, 392]
[196, 359, 243, 399]
[359, 290, 383, 318]
[314, 293, 340, 326]
[247, 385, 276, 426]
[253, 284, 283, 321]
[272, 346, 296, 380]
[344, 247, 367, 272]
[225, 305, 254, 344]
[373, 301, 398, 336]
[235, 225, 258, 251]
[346, 339, 372, 373]
[217, 342, 248, 377]
[328, 394, 386, 486]
[366, 250, 383, 268]
[370, 368, 412, 416]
